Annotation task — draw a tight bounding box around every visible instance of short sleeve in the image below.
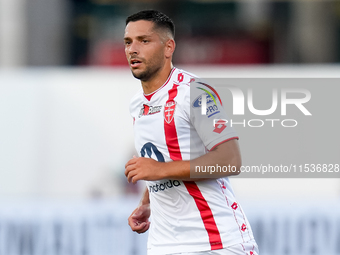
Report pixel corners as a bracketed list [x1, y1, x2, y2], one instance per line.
[188, 80, 238, 151]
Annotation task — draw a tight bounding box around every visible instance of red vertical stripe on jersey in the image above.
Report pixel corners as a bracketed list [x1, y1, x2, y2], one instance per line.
[184, 181, 223, 250]
[164, 84, 182, 161]
[164, 83, 223, 250]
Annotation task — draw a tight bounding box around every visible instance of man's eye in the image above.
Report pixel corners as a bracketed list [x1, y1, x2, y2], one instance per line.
[124, 41, 131, 45]
[142, 40, 149, 43]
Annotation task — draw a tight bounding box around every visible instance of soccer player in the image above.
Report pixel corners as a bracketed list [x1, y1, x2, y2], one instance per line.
[124, 10, 259, 255]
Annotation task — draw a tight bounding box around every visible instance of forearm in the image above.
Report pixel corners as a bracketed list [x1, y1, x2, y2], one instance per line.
[125, 140, 241, 183]
[162, 139, 241, 181]
[139, 187, 150, 205]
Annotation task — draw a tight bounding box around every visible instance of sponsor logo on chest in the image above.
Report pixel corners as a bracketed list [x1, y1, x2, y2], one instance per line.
[149, 180, 181, 193]
[139, 104, 162, 118]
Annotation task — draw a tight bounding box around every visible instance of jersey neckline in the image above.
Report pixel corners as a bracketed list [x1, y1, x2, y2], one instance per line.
[143, 67, 176, 101]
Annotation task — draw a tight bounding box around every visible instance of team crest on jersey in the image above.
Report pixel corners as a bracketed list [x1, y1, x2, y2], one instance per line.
[139, 104, 162, 118]
[164, 100, 176, 124]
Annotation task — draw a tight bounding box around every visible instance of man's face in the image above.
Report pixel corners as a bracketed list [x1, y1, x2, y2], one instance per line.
[124, 20, 167, 81]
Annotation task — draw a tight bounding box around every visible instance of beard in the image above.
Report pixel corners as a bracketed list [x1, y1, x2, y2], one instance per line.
[131, 65, 161, 81]
[130, 54, 165, 82]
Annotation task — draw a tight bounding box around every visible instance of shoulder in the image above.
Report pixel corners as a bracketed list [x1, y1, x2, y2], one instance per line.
[173, 68, 217, 102]
[171, 68, 199, 98]
[173, 68, 198, 86]
[170, 68, 220, 107]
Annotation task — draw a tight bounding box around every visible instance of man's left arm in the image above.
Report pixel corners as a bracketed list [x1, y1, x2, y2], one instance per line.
[125, 138, 241, 183]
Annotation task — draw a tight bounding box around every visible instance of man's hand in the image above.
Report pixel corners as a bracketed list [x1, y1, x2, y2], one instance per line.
[128, 204, 151, 234]
[125, 157, 163, 183]
[125, 139, 240, 183]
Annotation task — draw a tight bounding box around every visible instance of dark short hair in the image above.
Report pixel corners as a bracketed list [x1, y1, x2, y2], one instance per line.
[126, 10, 175, 38]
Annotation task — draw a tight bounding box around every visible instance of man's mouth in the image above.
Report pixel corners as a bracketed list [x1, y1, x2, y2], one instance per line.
[130, 59, 142, 68]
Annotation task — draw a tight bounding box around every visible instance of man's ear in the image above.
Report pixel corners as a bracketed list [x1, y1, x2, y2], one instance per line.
[165, 39, 176, 58]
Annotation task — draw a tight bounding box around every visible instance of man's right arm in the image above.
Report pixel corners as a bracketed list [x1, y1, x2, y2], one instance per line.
[128, 187, 151, 234]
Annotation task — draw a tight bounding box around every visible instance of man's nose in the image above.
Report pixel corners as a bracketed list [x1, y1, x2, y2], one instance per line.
[128, 41, 139, 55]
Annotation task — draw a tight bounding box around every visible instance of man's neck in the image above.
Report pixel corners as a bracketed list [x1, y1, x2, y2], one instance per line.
[141, 64, 173, 95]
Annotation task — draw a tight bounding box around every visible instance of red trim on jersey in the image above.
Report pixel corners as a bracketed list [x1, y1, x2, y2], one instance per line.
[144, 68, 176, 101]
[240, 243, 246, 251]
[219, 180, 245, 242]
[183, 181, 223, 250]
[209, 137, 239, 151]
[144, 93, 155, 101]
[164, 83, 182, 160]
[239, 204, 252, 239]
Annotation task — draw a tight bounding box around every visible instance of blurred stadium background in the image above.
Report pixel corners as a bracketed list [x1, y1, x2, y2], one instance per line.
[0, 0, 340, 254]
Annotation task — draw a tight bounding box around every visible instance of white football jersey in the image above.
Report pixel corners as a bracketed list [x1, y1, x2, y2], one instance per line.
[130, 67, 254, 255]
